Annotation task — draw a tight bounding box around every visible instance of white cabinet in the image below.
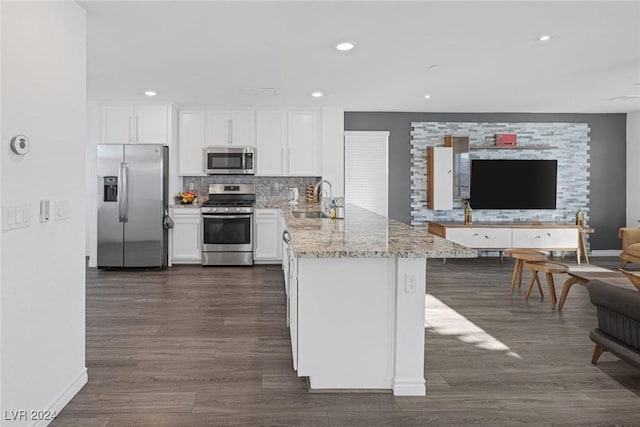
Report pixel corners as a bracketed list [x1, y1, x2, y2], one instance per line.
[207, 111, 255, 146]
[512, 228, 578, 249]
[254, 209, 283, 262]
[256, 110, 320, 176]
[170, 208, 201, 263]
[445, 227, 511, 249]
[256, 110, 287, 176]
[288, 111, 320, 175]
[101, 105, 169, 145]
[178, 110, 206, 176]
[427, 146, 453, 210]
[289, 254, 298, 371]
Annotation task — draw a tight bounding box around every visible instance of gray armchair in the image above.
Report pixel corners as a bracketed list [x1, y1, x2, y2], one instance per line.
[587, 280, 640, 369]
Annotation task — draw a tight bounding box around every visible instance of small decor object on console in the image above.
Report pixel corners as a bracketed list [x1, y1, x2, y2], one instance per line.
[496, 133, 517, 146]
[464, 202, 472, 225]
[575, 208, 584, 227]
[177, 191, 196, 204]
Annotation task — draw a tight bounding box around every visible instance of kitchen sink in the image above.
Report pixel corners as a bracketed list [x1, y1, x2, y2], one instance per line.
[291, 211, 327, 219]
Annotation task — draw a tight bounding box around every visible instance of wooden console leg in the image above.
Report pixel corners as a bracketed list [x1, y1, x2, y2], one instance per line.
[591, 344, 605, 364]
[546, 273, 557, 309]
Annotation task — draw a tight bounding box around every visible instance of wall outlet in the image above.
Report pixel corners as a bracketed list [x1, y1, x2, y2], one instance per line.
[188, 182, 195, 191]
[405, 274, 417, 293]
[274, 182, 280, 191]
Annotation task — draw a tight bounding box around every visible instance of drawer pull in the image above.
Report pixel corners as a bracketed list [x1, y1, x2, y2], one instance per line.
[547, 232, 551, 237]
[472, 233, 479, 236]
[535, 235, 541, 239]
[484, 235, 489, 239]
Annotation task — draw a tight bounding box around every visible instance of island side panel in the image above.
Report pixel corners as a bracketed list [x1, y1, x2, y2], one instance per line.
[393, 257, 427, 396]
[297, 258, 395, 390]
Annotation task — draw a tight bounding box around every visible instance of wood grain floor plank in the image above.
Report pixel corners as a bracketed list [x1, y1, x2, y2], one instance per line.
[52, 258, 640, 426]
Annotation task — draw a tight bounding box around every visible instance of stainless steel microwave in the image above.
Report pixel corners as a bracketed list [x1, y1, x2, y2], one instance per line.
[205, 146, 255, 175]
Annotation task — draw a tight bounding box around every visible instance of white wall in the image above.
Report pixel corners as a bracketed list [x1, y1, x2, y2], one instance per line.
[627, 112, 640, 227]
[1, 3, 87, 426]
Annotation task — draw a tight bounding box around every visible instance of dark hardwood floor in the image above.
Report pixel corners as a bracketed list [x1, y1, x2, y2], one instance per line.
[52, 257, 640, 426]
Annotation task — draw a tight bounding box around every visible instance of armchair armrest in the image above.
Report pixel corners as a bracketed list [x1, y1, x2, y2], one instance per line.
[619, 227, 640, 249]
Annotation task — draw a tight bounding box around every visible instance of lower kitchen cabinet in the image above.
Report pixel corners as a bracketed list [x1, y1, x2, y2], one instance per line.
[254, 209, 283, 262]
[170, 208, 201, 264]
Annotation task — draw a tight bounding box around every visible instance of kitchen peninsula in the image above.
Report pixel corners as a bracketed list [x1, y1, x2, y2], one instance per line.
[276, 202, 477, 396]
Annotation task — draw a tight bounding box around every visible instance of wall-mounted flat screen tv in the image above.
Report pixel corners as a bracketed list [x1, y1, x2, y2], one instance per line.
[469, 159, 557, 209]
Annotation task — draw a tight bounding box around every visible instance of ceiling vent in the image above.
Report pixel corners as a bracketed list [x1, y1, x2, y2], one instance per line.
[240, 88, 277, 97]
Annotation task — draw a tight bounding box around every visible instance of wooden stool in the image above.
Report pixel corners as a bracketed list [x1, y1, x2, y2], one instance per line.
[504, 249, 548, 294]
[523, 260, 569, 309]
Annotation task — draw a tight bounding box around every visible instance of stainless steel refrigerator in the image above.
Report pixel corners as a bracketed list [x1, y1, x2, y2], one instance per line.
[97, 144, 169, 268]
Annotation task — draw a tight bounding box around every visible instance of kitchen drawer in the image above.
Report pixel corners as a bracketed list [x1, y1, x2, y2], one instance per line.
[445, 227, 511, 249]
[512, 228, 577, 249]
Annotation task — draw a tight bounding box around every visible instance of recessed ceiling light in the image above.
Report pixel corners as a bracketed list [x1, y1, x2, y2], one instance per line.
[335, 41, 355, 51]
[144, 91, 157, 97]
[424, 94, 431, 99]
[311, 91, 323, 98]
[537, 35, 552, 42]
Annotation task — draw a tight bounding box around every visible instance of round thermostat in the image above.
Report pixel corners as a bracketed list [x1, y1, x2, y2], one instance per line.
[10, 134, 31, 155]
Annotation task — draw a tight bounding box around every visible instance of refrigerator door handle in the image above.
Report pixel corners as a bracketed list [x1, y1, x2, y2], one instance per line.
[122, 162, 129, 222]
[118, 162, 125, 222]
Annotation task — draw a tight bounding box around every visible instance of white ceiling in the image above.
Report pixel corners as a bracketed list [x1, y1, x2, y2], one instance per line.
[83, 1, 640, 113]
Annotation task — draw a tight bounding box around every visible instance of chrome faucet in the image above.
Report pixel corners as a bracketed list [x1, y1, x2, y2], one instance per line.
[314, 179, 333, 209]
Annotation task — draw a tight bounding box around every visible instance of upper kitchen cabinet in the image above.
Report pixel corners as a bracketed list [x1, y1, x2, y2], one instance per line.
[256, 109, 321, 176]
[256, 110, 287, 176]
[208, 111, 256, 147]
[178, 110, 206, 176]
[101, 105, 170, 145]
[288, 111, 320, 176]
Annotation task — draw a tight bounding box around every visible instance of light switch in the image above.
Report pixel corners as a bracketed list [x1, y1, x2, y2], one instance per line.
[3, 204, 31, 231]
[54, 200, 70, 221]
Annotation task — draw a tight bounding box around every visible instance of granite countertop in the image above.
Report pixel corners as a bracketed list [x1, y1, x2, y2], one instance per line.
[170, 203, 201, 209]
[276, 201, 477, 259]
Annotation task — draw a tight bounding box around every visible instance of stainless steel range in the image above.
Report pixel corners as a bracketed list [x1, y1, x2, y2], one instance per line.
[201, 183, 255, 266]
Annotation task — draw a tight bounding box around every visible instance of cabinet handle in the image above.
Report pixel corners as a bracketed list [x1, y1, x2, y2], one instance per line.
[472, 233, 478, 236]
[484, 235, 489, 239]
[281, 148, 284, 170]
[228, 119, 232, 144]
[136, 115, 140, 142]
[128, 116, 133, 142]
[547, 232, 551, 237]
[288, 148, 291, 172]
[535, 235, 541, 239]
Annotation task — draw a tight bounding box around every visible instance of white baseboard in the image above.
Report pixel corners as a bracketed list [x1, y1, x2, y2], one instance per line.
[33, 368, 87, 427]
[254, 260, 281, 265]
[590, 250, 621, 257]
[392, 378, 426, 396]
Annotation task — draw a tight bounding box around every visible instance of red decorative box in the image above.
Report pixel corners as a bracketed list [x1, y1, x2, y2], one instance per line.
[496, 133, 517, 146]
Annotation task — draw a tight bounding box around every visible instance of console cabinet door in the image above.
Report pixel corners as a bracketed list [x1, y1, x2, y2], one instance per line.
[512, 228, 577, 249]
[446, 227, 511, 248]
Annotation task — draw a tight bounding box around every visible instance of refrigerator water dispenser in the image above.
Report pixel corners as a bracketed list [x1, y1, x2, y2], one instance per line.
[103, 176, 118, 202]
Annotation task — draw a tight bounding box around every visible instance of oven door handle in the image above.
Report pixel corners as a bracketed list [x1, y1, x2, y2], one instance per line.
[201, 214, 253, 219]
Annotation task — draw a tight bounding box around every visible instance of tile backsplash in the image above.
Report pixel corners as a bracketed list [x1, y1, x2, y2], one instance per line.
[181, 176, 321, 199]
